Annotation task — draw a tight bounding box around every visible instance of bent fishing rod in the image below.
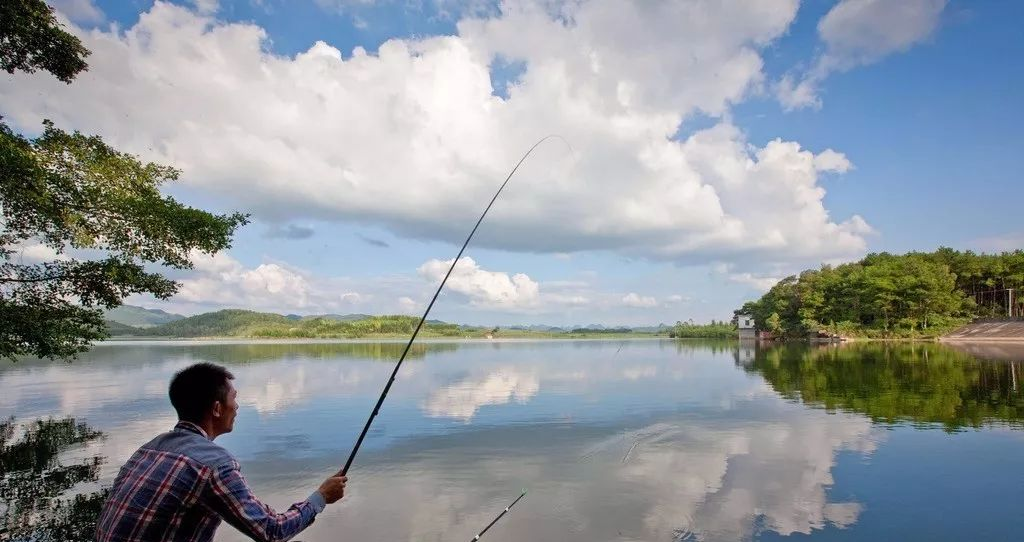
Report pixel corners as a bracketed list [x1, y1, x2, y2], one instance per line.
[339, 135, 566, 477]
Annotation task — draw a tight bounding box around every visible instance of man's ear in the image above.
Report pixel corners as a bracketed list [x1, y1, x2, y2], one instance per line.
[211, 400, 223, 419]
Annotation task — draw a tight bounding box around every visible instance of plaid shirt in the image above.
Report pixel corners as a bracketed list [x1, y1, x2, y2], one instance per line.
[96, 421, 326, 542]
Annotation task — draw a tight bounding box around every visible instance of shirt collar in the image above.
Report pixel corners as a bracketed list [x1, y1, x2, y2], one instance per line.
[175, 420, 211, 440]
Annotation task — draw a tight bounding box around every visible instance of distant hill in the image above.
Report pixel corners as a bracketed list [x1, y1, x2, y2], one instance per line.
[102, 307, 670, 339]
[632, 323, 671, 332]
[300, 313, 373, 322]
[105, 305, 184, 328]
[146, 309, 293, 337]
[104, 319, 146, 336]
[141, 310, 470, 339]
[510, 323, 668, 332]
[509, 324, 565, 332]
[570, 327, 632, 334]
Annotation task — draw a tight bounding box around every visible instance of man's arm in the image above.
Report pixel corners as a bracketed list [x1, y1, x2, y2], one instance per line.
[207, 461, 344, 542]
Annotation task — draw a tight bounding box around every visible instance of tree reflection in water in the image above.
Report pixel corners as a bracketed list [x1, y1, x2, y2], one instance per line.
[742, 342, 1024, 431]
[0, 417, 107, 542]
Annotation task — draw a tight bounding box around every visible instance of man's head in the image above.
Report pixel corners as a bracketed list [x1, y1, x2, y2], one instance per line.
[169, 363, 238, 438]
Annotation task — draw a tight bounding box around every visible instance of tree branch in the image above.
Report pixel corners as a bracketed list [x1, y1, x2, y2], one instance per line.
[0, 274, 68, 284]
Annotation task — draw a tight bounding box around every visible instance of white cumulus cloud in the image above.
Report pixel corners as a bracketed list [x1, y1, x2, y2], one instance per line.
[397, 296, 420, 313]
[819, 0, 947, 64]
[339, 292, 364, 304]
[714, 262, 781, 292]
[813, 148, 853, 173]
[49, 0, 105, 23]
[0, 0, 873, 274]
[177, 252, 312, 310]
[418, 256, 540, 309]
[725, 272, 781, 292]
[622, 292, 658, 308]
[776, 0, 947, 110]
[7, 242, 66, 264]
[189, 0, 219, 15]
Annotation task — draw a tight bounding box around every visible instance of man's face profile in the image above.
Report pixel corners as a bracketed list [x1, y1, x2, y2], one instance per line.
[213, 382, 239, 435]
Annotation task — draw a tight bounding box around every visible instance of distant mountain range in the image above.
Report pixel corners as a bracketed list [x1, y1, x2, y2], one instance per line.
[104, 305, 185, 328]
[103, 305, 670, 338]
[301, 313, 373, 322]
[508, 324, 567, 332]
[103, 308, 474, 338]
[507, 323, 671, 332]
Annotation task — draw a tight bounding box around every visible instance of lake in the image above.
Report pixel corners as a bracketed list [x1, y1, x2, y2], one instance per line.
[2, 339, 1023, 541]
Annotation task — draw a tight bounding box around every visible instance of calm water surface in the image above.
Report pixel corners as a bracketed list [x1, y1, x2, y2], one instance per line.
[2, 340, 1023, 541]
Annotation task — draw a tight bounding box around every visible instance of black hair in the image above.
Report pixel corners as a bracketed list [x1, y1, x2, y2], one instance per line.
[168, 363, 235, 424]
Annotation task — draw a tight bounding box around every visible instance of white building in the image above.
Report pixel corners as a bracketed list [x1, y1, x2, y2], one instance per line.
[737, 313, 756, 340]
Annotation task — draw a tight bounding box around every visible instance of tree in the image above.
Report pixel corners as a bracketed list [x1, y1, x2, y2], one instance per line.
[734, 248, 1023, 338]
[0, 0, 89, 83]
[0, 1, 248, 359]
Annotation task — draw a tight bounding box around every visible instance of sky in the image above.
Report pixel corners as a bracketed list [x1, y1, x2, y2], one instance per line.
[2, 0, 1022, 326]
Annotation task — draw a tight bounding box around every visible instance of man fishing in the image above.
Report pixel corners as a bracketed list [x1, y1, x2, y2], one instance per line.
[94, 138, 545, 542]
[96, 362, 347, 542]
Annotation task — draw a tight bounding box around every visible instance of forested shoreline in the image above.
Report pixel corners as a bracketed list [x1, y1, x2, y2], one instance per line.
[738, 248, 1024, 339]
[668, 320, 737, 339]
[103, 310, 667, 339]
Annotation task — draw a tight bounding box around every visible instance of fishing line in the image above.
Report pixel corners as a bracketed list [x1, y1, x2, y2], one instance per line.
[340, 135, 572, 476]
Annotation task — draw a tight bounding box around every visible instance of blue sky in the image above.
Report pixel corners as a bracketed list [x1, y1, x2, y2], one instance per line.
[3, 0, 1022, 326]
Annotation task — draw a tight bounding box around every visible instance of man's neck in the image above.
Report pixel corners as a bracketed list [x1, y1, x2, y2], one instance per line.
[180, 419, 218, 440]
[199, 420, 220, 440]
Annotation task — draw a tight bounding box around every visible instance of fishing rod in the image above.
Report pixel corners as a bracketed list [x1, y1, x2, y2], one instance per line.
[470, 490, 528, 542]
[339, 135, 567, 476]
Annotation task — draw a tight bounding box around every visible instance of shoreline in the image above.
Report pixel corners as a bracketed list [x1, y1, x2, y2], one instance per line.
[100, 334, 1024, 345]
[96, 335, 680, 345]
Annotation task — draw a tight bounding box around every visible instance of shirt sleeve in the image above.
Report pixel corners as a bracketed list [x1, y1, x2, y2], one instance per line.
[207, 460, 321, 542]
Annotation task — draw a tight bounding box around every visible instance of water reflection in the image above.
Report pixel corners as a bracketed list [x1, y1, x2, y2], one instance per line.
[0, 417, 107, 542]
[743, 342, 1024, 430]
[1, 340, 1022, 542]
[0, 341, 457, 421]
[622, 417, 870, 540]
[95, 340, 459, 364]
[262, 402, 877, 542]
[423, 367, 540, 420]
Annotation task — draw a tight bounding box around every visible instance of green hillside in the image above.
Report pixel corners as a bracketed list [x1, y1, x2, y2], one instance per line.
[739, 248, 1024, 339]
[103, 320, 146, 336]
[147, 310, 293, 337]
[144, 310, 471, 338]
[300, 313, 372, 322]
[100, 308, 673, 340]
[105, 305, 185, 328]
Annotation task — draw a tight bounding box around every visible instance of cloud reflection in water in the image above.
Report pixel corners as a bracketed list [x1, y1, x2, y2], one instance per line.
[423, 367, 540, 421]
[4, 340, 888, 542]
[288, 405, 878, 542]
